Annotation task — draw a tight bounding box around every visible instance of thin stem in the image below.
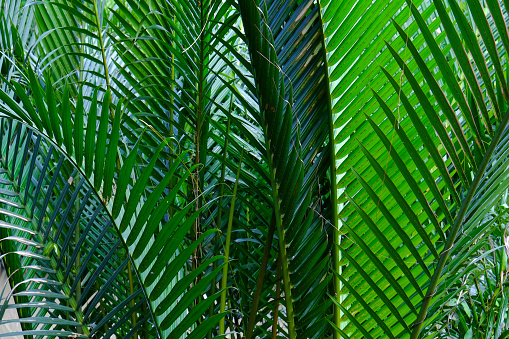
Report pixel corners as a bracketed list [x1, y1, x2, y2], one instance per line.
[246, 214, 275, 339]
[75, 213, 82, 335]
[219, 150, 244, 335]
[192, 0, 208, 302]
[208, 104, 232, 339]
[169, 13, 176, 220]
[272, 253, 281, 339]
[128, 260, 138, 339]
[97, 281, 109, 334]
[265, 138, 297, 339]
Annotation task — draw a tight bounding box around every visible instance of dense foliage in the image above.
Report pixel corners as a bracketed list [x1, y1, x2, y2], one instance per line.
[0, 0, 508, 338]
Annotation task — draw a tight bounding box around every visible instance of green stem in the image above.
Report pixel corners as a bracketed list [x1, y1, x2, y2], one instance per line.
[208, 105, 231, 339]
[169, 14, 176, 220]
[246, 214, 275, 339]
[265, 136, 297, 339]
[411, 108, 509, 338]
[96, 281, 109, 334]
[143, 302, 150, 339]
[219, 150, 244, 335]
[75, 215, 82, 335]
[192, 0, 207, 301]
[272, 254, 281, 339]
[128, 260, 138, 339]
[236, 1, 297, 336]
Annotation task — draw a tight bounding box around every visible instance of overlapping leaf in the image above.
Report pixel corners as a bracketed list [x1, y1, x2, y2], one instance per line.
[331, 0, 509, 337]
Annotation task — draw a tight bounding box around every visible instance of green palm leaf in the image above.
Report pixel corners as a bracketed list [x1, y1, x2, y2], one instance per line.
[237, 1, 336, 337]
[0, 120, 153, 337]
[1, 0, 509, 337]
[332, 0, 509, 337]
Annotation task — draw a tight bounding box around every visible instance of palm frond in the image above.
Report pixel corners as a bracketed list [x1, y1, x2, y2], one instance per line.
[333, 0, 509, 337]
[0, 119, 154, 338]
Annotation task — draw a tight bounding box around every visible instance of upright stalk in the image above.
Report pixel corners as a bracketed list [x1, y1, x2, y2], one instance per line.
[75, 217, 82, 335]
[237, 1, 297, 336]
[96, 281, 109, 334]
[168, 13, 176, 220]
[208, 106, 232, 339]
[246, 215, 276, 339]
[192, 0, 208, 294]
[219, 151, 243, 335]
[142, 302, 150, 339]
[272, 254, 282, 339]
[127, 260, 138, 339]
[264, 133, 297, 339]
